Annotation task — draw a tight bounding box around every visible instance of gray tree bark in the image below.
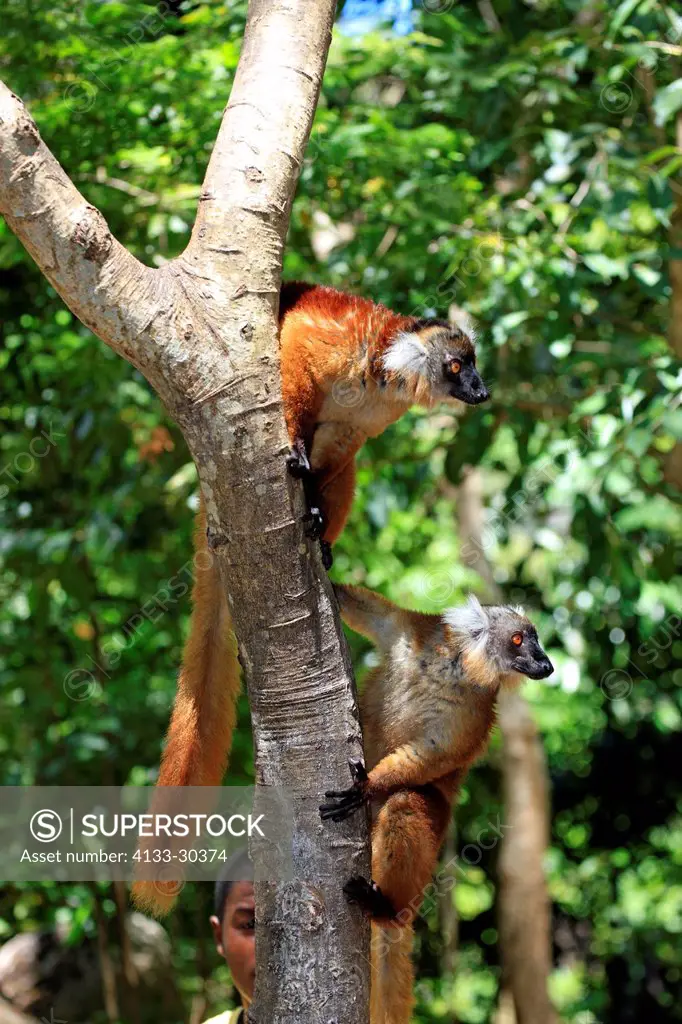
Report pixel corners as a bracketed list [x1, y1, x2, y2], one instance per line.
[0, 3, 371, 1022]
[496, 686, 556, 1024]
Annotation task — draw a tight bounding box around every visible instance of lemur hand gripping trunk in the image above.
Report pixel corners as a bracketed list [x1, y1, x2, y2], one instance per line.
[134, 283, 488, 916]
[321, 584, 553, 1024]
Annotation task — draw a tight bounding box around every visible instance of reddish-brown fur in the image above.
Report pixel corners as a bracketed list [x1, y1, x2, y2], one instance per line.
[334, 585, 528, 1024]
[279, 283, 416, 502]
[371, 782, 456, 925]
[136, 284, 477, 916]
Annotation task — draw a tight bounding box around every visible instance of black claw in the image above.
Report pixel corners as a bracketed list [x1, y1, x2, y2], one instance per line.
[348, 758, 368, 784]
[343, 876, 397, 920]
[287, 440, 312, 478]
[320, 541, 333, 570]
[319, 759, 369, 822]
[287, 440, 333, 572]
[319, 796, 365, 822]
[319, 791, 366, 821]
[303, 507, 325, 540]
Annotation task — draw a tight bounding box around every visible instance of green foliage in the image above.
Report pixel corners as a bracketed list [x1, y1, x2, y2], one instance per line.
[1, 0, 681, 1021]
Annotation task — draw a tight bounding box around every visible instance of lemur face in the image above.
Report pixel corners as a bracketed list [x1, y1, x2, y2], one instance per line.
[487, 607, 554, 680]
[382, 317, 489, 406]
[445, 596, 554, 682]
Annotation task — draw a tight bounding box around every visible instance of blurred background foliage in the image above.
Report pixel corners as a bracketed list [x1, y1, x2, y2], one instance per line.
[0, 0, 681, 1021]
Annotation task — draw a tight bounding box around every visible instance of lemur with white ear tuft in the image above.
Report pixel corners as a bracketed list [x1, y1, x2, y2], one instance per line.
[134, 282, 488, 917]
[279, 282, 488, 550]
[321, 584, 553, 1024]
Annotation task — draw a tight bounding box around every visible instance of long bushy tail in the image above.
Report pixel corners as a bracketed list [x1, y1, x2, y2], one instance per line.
[132, 502, 241, 916]
[370, 923, 415, 1024]
[155, 503, 238, 789]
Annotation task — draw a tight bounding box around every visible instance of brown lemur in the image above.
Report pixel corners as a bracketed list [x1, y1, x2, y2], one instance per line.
[320, 583, 553, 1024]
[134, 283, 489, 916]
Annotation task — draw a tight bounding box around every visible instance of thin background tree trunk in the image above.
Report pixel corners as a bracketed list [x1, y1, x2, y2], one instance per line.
[665, 110, 682, 488]
[92, 887, 120, 1023]
[113, 880, 140, 1024]
[456, 467, 556, 1024]
[0, 3, 371, 1021]
[636, 67, 682, 489]
[439, 819, 459, 979]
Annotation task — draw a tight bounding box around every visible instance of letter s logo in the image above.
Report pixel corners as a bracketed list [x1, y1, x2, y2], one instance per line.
[30, 809, 63, 843]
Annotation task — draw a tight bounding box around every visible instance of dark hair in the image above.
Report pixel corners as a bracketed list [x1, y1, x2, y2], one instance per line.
[213, 849, 254, 924]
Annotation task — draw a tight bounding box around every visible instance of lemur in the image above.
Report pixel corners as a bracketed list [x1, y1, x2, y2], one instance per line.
[320, 584, 553, 1024]
[134, 283, 489, 916]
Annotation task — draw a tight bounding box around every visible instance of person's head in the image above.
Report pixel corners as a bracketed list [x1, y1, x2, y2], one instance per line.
[210, 852, 255, 1006]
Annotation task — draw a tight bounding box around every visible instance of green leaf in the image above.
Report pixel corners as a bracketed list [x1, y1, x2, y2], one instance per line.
[632, 264, 661, 287]
[607, 0, 647, 38]
[643, 146, 681, 165]
[583, 254, 629, 280]
[653, 79, 682, 127]
[614, 496, 682, 538]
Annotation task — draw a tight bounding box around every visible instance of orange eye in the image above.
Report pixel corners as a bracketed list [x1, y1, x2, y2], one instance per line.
[450, 359, 461, 375]
[511, 632, 523, 647]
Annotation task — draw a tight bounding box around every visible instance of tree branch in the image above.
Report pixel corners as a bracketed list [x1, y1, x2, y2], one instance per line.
[185, 1, 332, 272]
[0, 81, 160, 363]
[1, 2, 370, 1021]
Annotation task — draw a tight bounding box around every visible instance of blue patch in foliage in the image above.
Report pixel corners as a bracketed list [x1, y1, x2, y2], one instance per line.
[339, 0, 414, 37]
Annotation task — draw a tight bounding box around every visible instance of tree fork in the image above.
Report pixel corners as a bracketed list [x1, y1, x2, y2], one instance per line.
[0, 3, 371, 1021]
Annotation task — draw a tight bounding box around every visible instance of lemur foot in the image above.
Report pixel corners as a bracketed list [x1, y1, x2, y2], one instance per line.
[319, 759, 369, 822]
[348, 758, 368, 785]
[286, 439, 333, 568]
[320, 541, 333, 571]
[286, 440, 312, 479]
[302, 506, 325, 541]
[343, 876, 397, 921]
[302, 514, 333, 569]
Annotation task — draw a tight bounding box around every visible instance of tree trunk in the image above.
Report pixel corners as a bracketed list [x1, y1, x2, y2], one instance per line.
[0, 3, 371, 1022]
[636, 68, 682, 490]
[669, 111, 682, 359]
[497, 691, 555, 1024]
[92, 887, 120, 1023]
[113, 880, 140, 1024]
[456, 466, 556, 1024]
[439, 820, 459, 979]
[665, 111, 682, 488]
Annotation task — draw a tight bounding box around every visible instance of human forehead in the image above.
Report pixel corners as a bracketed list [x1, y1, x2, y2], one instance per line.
[226, 880, 255, 912]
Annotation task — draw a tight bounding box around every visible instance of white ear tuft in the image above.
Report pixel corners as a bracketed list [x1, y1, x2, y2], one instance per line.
[449, 307, 478, 342]
[383, 332, 429, 376]
[444, 594, 489, 638]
